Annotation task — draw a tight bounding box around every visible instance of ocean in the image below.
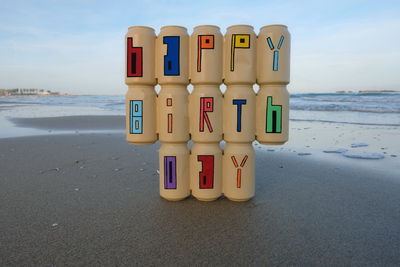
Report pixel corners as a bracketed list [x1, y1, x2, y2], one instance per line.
[1, 92, 399, 126]
[290, 92, 400, 126]
[1, 92, 399, 166]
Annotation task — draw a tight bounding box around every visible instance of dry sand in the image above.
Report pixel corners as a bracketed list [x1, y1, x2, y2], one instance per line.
[1, 116, 400, 266]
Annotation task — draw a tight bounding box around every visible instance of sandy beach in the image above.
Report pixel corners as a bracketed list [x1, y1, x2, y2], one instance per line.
[1, 114, 400, 266]
[2, 0, 400, 265]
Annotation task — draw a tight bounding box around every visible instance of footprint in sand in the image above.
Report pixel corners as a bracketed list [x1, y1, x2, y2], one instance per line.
[342, 151, 384, 160]
[351, 143, 369, 148]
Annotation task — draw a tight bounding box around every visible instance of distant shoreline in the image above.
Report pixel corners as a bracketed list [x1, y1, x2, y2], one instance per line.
[1, 91, 399, 98]
[336, 90, 399, 93]
[0, 88, 69, 97]
[0, 94, 73, 98]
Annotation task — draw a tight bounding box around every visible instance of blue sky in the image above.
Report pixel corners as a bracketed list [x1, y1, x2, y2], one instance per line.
[0, 0, 399, 94]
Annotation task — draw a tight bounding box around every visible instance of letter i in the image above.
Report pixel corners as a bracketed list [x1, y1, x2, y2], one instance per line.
[167, 98, 173, 133]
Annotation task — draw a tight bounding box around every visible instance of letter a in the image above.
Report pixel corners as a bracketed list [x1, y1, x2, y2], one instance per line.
[163, 36, 180, 76]
[197, 155, 214, 189]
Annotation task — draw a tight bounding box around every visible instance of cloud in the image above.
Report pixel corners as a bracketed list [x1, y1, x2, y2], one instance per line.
[291, 16, 400, 92]
[0, 0, 399, 94]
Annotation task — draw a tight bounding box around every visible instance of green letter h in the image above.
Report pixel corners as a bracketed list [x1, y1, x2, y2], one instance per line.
[266, 96, 282, 133]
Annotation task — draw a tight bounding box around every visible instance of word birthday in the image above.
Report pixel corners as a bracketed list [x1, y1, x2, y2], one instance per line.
[124, 25, 291, 202]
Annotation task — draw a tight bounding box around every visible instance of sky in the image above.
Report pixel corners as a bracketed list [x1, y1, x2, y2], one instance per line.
[0, 0, 399, 95]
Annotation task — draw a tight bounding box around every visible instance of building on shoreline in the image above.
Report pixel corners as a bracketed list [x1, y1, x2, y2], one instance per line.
[0, 89, 60, 96]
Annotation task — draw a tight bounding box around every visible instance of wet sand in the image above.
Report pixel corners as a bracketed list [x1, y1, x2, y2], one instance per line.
[10, 115, 125, 130]
[1, 116, 400, 265]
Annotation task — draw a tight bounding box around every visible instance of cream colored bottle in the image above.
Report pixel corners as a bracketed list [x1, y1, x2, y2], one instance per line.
[222, 143, 255, 201]
[223, 85, 255, 142]
[190, 143, 222, 201]
[155, 26, 190, 201]
[256, 25, 290, 145]
[223, 25, 256, 84]
[157, 85, 189, 143]
[159, 143, 190, 201]
[125, 26, 157, 145]
[189, 85, 222, 142]
[156, 25, 189, 84]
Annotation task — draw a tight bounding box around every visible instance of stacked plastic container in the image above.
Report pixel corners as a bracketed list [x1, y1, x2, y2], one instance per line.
[189, 25, 223, 201]
[124, 24, 291, 202]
